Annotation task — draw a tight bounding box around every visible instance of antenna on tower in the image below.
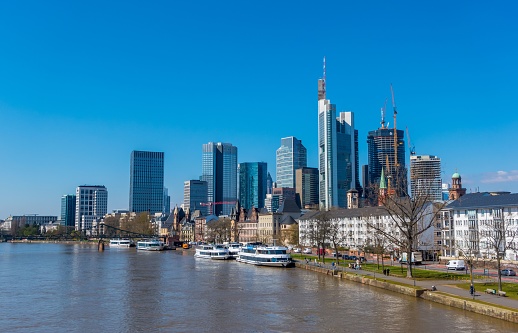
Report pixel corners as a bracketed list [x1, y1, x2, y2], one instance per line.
[323, 56, 326, 98]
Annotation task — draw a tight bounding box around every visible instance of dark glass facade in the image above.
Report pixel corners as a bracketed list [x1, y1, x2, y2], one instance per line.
[60, 194, 76, 227]
[129, 150, 165, 214]
[238, 162, 267, 210]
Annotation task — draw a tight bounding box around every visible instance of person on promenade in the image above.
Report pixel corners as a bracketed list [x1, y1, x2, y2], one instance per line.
[355, 258, 360, 270]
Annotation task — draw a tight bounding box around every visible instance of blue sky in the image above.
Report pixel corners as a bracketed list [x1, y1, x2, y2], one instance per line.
[1, 1, 517, 218]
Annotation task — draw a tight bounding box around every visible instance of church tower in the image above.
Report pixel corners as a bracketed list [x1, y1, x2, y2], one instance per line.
[448, 172, 466, 200]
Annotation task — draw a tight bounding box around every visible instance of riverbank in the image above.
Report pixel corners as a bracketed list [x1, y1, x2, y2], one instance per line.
[296, 261, 518, 324]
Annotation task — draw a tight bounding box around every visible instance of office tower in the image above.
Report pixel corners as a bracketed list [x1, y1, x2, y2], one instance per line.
[238, 162, 268, 210]
[184, 180, 208, 216]
[367, 89, 406, 195]
[266, 172, 273, 195]
[410, 155, 442, 201]
[361, 165, 369, 198]
[75, 185, 108, 232]
[317, 58, 357, 210]
[163, 187, 171, 214]
[201, 142, 238, 216]
[276, 136, 307, 188]
[264, 193, 280, 213]
[367, 127, 405, 196]
[295, 167, 319, 208]
[129, 150, 165, 214]
[61, 194, 76, 227]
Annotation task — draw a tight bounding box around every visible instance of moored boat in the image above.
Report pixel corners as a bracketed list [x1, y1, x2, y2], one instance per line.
[136, 239, 164, 251]
[236, 244, 294, 267]
[226, 242, 242, 259]
[109, 238, 134, 248]
[194, 244, 230, 260]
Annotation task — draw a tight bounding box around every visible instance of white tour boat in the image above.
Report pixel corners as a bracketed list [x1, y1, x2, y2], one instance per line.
[136, 239, 165, 251]
[237, 244, 294, 267]
[109, 238, 134, 248]
[194, 244, 230, 260]
[226, 242, 242, 259]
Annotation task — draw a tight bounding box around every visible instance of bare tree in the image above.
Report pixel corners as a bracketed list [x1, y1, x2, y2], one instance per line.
[367, 178, 446, 278]
[479, 209, 518, 292]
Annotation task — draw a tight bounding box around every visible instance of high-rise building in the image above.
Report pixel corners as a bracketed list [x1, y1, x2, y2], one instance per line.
[410, 155, 442, 201]
[367, 126, 405, 194]
[317, 58, 358, 210]
[163, 187, 171, 214]
[184, 180, 208, 216]
[61, 194, 76, 227]
[295, 167, 319, 208]
[129, 150, 165, 214]
[75, 185, 108, 232]
[276, 137, 307, 188]
[238, 162, 267, 210]
[201, 142, 238, 216]
[266, 172, 273, 195]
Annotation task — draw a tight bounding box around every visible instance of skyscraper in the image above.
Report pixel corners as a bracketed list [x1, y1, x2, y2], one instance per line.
[276, 136, 307, 188]
[295, 167, 319, 209]
[317, 58, 358, 210]
[61, 194, 76, 227]
[201, 142, 238, 216]
[129, 150, 165, 214]
[238, 162, 267, 210]
[75, 185, 108, 232]
[367, 85, 406, 196]
[410, 155, 442, 201]
[184, 180, 208, 216]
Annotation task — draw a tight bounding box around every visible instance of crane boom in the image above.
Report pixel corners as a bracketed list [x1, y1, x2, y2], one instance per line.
[390, 84, 398, 170]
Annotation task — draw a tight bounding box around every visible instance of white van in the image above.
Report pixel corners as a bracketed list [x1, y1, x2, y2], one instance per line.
[446, 260, 466, 270]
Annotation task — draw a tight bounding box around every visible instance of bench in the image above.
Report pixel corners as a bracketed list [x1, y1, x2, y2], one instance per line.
[485, 289, 496, 294]
[497, 291, 507, 297]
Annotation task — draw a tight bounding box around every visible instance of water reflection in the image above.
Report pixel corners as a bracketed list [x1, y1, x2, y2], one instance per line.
[0, 243, 515, 333]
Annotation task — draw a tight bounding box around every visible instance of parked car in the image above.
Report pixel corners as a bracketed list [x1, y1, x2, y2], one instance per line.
[293, 248, 301, 253]
[303, 248, 312, 254]
[332, 252, 341, 258]
[349, 255, 358, 261]
[341, 254, 351, 260]
[501, 269, 517, 276]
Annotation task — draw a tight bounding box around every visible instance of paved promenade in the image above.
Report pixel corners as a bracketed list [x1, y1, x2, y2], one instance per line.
[310, 261, 518, 310]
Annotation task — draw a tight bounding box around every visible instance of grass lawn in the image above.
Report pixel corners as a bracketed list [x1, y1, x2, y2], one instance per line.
[457, 282, 518, 300]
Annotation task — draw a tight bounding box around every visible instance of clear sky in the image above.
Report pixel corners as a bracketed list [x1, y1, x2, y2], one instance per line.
[1, 1, 517, 218]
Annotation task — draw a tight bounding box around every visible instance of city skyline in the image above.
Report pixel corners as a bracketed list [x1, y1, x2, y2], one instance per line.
[1, 1, 517, 218]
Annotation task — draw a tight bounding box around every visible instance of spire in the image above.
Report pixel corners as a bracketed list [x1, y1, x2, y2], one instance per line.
[318, 56, 326, 101]
[379, 167, 387, 189]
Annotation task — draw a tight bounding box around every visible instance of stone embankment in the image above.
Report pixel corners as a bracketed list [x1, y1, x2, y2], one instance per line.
[296, 262, 518, 324]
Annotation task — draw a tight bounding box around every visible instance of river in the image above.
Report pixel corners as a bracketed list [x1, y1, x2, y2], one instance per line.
[0, 243, 515, 332]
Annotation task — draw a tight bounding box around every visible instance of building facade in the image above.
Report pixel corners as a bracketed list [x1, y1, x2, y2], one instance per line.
[238, 162, 268, 210]
[367, 126, 406, 193]
[317, 59, 358, 210]
[201, 142, 238, 216]
[276, 136, 307, 189]
[61, 194, 76, 227]
[410, 155, 442, 201]
[75, 185, 108, 233]
[129, 150, 165, 214]
[440, 192, 518, 260]
[183, 180, 209, 216]
[295, 167, 319, 209]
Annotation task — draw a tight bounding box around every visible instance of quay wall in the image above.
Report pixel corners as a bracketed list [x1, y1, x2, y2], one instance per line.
[295, 262, 518, 324]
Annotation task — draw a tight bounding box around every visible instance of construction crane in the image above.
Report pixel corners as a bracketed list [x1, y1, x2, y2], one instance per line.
[199, 201, 237, 206]
[380, 98, 388, 129]
[406, 126, 416, 156]
[390, 84, 398, 169]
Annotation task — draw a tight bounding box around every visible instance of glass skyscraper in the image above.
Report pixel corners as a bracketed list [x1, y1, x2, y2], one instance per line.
[317, 58, 358, 210]
[61, 194, 76, 227]
[201, 142, 238, 216]
[276, 136, 307, 189]
[238, 162, 267, 210]
[129, 150, 165, 214]
[367, 127, 405, 190]
[183, 180, 208, 216]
